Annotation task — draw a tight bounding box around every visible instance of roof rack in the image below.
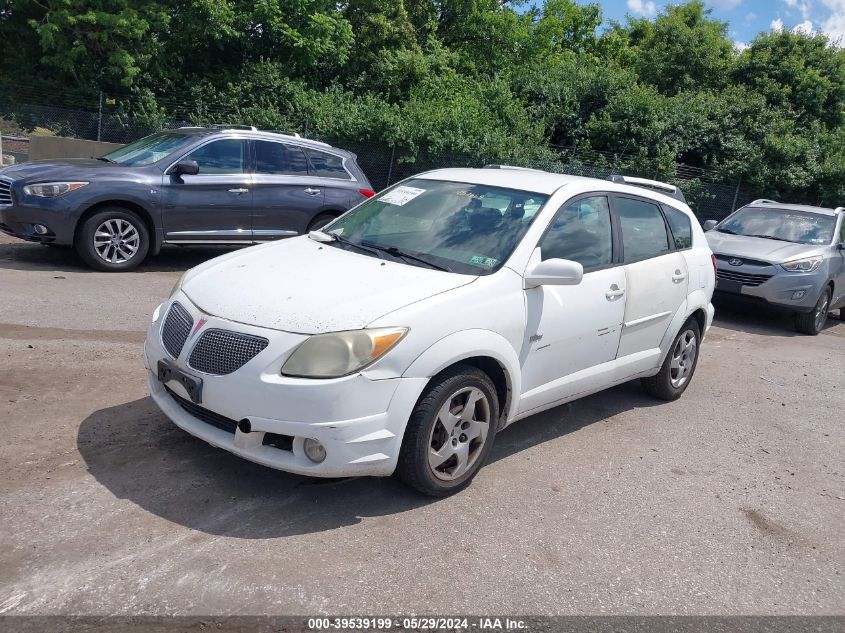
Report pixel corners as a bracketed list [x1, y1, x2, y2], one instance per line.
[750, 198, 778, 205]
[834, 206, 845, 214]
[210, 124, 258, 131]
[484, 164, 548, 172]
[606, 175, 686, 203]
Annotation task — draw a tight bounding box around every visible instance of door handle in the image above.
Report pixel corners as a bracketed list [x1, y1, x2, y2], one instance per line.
[605, 286, 625, 300]
[672, 272, 686, 283]
[228, 188, 248, 194]
[304, 187, 321, 195]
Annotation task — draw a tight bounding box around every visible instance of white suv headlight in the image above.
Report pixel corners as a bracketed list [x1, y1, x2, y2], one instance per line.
[281, 327, 408, 378]
[23, 182, 89, 197]
[781, 256, 823, 272]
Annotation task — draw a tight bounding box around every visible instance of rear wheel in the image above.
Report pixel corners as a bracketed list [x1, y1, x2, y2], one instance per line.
[307, 212, 338, 233]
[795, 287, 831, 335]
[641, 320, 701, 401]
[75, 208, 149, 272]
[396, 365, 499, 497]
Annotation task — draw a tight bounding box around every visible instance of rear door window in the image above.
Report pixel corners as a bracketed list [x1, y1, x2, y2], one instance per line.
[663, 205, 693, 249]
[615, 196, 671, 262]
[304, 149, 351, 179]
[254, 141, 308, 175]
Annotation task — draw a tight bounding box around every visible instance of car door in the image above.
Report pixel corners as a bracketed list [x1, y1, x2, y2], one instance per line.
[250, 140, 327, 239]
[518, 194, 626, 414]
[833, 216, 845, 308]
[613, 194, 688, 359]
[161, 138, 253, 243]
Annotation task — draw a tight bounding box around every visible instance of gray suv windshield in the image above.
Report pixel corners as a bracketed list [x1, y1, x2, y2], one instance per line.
[101, 132, 195, 166]
[717, 207, 835, 245]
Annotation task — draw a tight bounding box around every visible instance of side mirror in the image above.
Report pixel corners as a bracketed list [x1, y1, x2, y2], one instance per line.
[172, 159, 199, 176]
[838, 242, 845, 250]
[702, 219, 718, 231]
[524, 258, 583, 289]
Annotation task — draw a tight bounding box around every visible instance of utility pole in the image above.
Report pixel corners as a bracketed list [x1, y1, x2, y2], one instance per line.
[97, 92, 103, 142]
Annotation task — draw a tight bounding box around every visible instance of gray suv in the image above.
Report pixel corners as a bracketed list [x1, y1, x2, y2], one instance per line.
[704, 199, 845, 335]
[0, 127, 374, 271]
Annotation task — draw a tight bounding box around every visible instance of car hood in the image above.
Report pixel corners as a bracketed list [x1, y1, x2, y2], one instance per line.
[1, 158, 124, 181]
[181, 236, 477, 334]
[705, 231, 823, 263]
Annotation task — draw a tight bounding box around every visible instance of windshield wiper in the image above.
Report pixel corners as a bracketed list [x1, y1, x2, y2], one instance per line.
[360, 241, 451, 272]
[747, 233, 799, 243]
[95, 156, 116, 163]
[313, 231, 384, 258]
[716, 227, 739, 235]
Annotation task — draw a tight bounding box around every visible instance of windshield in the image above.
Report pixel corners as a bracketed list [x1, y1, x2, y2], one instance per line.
[101, 131, 196, 166]
[717, 206, 836, 245]
[323, 179, 548, 275]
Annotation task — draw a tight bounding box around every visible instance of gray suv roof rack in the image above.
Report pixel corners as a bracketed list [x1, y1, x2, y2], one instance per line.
[606, 174, 686, 203]
[210, 124, 258, 131]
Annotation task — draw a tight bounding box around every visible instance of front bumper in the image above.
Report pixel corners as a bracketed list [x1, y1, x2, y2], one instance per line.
[0, 200, 77, 244]
[715, 263, 827, 313]
[144, 295, 427, 478]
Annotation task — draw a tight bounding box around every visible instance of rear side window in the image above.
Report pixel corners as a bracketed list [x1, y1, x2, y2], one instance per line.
[184, 139, 246, 174]
[305, 149, 350, 179]
[663, 205, 693, 249]
[616, 196, 670, 262]
[539, 195, 613, 269]
[254, 141, 308, 175]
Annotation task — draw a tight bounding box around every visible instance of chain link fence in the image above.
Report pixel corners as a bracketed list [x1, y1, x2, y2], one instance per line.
[0, 99, 770, 221]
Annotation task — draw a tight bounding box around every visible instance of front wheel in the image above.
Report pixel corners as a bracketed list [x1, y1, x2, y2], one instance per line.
[75, 208, 149, 272]
[396, 365, 499, 497]
[795, 287, 831, 335]
[641, 320, 701, 401]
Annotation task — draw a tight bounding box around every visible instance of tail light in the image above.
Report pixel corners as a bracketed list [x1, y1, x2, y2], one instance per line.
[711, 254, 717, 273]
[359, 189, 376, 198]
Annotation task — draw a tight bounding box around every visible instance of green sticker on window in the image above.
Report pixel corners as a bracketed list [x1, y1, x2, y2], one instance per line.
[468, 255, 498, 267]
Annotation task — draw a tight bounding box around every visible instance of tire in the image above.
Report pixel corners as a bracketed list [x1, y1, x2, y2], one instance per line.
[396, 365, 499, 497]
[75, 208, 150, 272]
[795, 287, 831, 335]
[307, 212, 338, 233]
[641, 320, 701, 401]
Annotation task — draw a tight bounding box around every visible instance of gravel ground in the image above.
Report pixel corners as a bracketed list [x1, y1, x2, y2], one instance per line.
[0, 233, 843, 616]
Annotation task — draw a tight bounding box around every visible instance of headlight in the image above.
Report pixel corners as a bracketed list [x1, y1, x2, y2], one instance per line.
[23, 182, 89, 197]
[169, 271, 188, 298]
[781, 256, 823, 273]
[281, 327, 408, 378]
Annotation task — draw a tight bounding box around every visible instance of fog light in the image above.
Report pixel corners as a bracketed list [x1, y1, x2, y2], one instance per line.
[792, 290, 806, 300]
[34, 224, 49, 235]
[303, 438, 326, 463]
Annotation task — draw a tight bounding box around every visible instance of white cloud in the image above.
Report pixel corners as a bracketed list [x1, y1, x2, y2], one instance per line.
[770, 18, 785, 30]
[793, 19, 815, 32]
[627, 0, 657, 17]
[745, 12, 757, 22]
[734, 40, 750, 51]
[820, 1, 845, 41]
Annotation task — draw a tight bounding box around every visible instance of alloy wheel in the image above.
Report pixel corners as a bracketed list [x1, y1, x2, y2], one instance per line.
[93, 218, 140, 264]
[427, 387, 490, 481]
[814, 292, 830, 332]
[669, 329, 697, 389]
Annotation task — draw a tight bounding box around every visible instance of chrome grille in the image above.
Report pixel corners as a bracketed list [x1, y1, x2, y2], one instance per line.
[161, 302, 193, 358]
[0, 178, 12, 206]
[716, 269, 773, 287]
[188, 329, 269, 375]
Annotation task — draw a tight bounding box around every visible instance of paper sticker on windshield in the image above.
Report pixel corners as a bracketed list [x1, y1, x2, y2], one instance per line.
[469, 255, 498, 267]
[379, 186, 425, 206]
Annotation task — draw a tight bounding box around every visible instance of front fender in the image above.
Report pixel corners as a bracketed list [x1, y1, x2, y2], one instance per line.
[401, 329, 522, 422]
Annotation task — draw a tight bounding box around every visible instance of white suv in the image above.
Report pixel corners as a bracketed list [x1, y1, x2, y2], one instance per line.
[144, 167, 716, 496]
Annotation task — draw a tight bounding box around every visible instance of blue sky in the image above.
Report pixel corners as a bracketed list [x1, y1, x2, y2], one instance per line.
[530, 1, 845, 49]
